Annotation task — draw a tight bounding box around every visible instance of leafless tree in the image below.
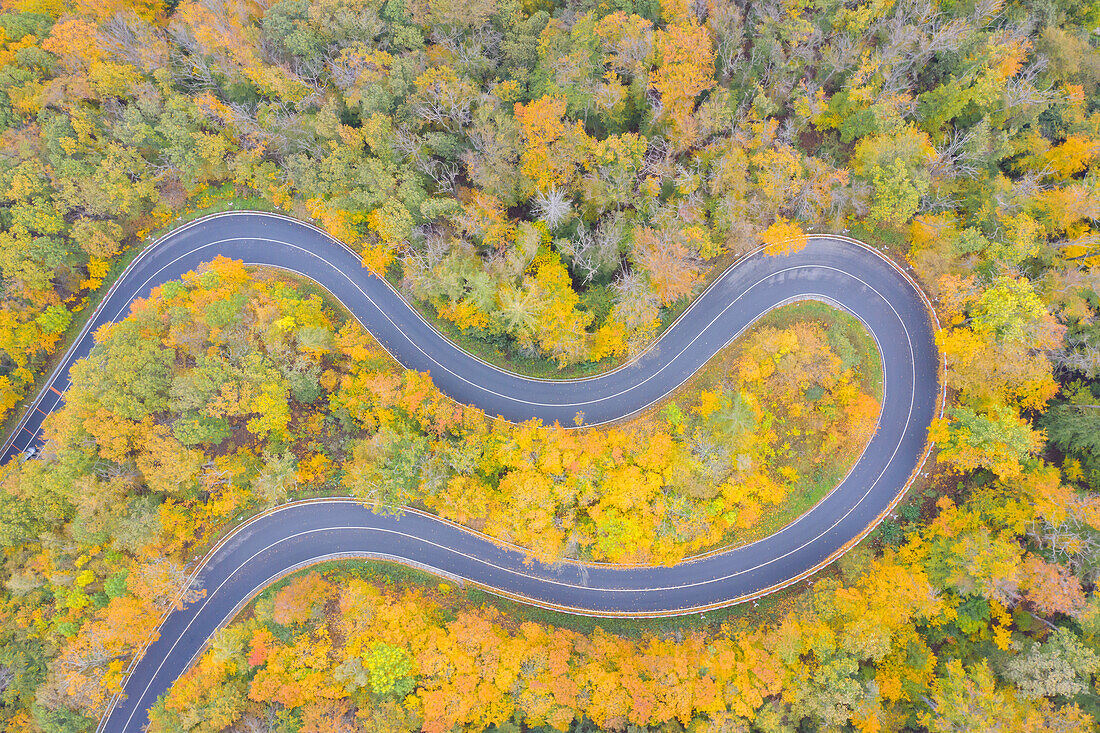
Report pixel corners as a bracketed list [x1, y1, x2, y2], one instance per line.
[689, 433, 735, 486]
[559, 219, 621, 285]
[994, 166, 1055, 211]
[645, 85, 665, 120]
[167, 28, 219, 92]
[611, 269, 661, 353]
[327, 54, 360, 90]
[1028, 498, 1100, 584]
[1050, 334, 1100, 377]
[417, 225, 453, 268]
[101, 13, 170, 72]
[1056, 235, 1100, 262]
[642, 136, 673, 179]
[533, 187, 573, 230]
[920, 192, 964, 213]
[411, 74, 475, 132]
[93, 459, 140, 484]
[144, 557, 205, 613]
[930, 128, 980, 182]
[290, 53, 326, 85]
[1003, 58, 1060, 111]
[417, 156, 462, 194]
[431, 25, 503, 71]
[230, 704, 284, 733]
[869, 1, 972, 108]
[816, 34, 859, 90]
[829, 178, 871, 225]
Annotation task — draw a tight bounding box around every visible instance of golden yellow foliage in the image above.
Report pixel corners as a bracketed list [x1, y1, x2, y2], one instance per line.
[759, 217, 809, 256]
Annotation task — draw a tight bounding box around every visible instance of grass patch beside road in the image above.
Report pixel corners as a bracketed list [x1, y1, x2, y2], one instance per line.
[612, 300, 884, 556]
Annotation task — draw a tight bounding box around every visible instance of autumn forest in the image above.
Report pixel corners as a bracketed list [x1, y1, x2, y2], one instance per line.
[0, 0, 1099, 731]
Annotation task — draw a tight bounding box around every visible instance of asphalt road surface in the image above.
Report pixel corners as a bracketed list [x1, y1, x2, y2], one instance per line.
[0, 212, 940, 731]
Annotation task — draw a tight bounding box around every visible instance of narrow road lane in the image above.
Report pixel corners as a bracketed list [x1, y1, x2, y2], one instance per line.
[0, 212, 939, 732]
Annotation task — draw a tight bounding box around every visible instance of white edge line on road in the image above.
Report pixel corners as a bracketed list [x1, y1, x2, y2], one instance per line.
[14, 212, 934, 729]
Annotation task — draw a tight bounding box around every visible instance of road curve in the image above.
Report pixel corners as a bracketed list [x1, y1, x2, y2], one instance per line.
[0, 212, 940, 731]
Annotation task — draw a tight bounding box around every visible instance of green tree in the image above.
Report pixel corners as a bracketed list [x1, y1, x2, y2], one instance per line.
[1004, 627, 1100, 699]
[71, 320, 174, 421]
[363, 642, 416, 697]
[869, 159, 924, 224]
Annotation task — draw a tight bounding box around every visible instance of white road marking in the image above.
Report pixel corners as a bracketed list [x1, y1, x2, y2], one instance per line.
[10, 212, 933, 731]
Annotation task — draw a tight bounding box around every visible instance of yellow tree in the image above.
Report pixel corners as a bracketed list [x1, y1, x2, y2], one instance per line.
[514, 96, 592, 195]
[651, 20, 715, 150]
[759, 217, 809, 256]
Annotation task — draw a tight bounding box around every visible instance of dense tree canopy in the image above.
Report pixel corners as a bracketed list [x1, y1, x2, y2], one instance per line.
[0, 0, 1087, 415]
[0, 0, 1098, 730]
[0, 260, 880, 729]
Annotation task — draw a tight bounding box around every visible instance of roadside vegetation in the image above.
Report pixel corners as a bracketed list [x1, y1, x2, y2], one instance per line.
[0, 0, 1099, 731]
[0, 260, 882, 730]
[148, 552, 1098, 733]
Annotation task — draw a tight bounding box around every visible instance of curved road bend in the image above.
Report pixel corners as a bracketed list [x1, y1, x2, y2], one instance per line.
[0, 213, 939, 731]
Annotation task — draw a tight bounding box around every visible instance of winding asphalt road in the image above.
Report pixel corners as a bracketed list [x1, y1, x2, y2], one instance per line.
[1, 212, 939, 731]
